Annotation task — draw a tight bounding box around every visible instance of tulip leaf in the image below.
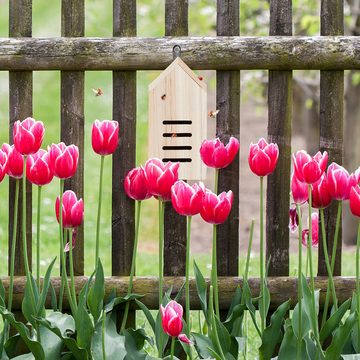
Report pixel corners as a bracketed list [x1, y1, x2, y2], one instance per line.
[36, 313, 88, 360]
[192, 332, 214, 359]
[326, 312, 357, 359]
[91, 313, 126, 360]
[292, 301, 311, 340]
[243, 279, 261, 337]
[105, 293, 143, 314]
[12, 354, 35, 360]
[211, 315, 231, 355]
[155, 309, 169, 356]
[278, 320, 308, 359]
[301, 274, 320, 335]
[36, 257, 56, 316]
[258, 280, 270, 327]
[50, 282, 58, 312]
[22, 275, 39, 327]
[223, 303, 246, 337]
[351, 294, 360, 353]
[123, 328, 154, 360]
[87, 259, 105, 324]
[75, 300, 94, 352]
[0, 279, 5, 308]
[259, 299, 290, 360]
[226, 286, 242, 320]
[341, 356, 360, 359]
[193, 260, 208, 324]
[0, 307, 45, 360]
[135, 299, 156, 334]
[320, 297, 351, 344]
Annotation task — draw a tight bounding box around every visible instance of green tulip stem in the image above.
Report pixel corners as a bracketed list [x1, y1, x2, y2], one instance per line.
[259, 176, 265, 333]
[21, 156, 36, 311]
[320, 208, 338, 330]
[185, 215, 192, 335]
[58, 179, 75, 314]
[307, 185, 319, 341]
[244, 219, 255, 281]
[159, 200, 165, 307]
[170, 336, 175, 360]
[209, 285, 225, 359]
[102, 310, 106, 360]
[356, 222, 360, 350]
[8, 179, 20, 312]
[211, 223, 220, 318]
[95, 155, 105, 269]
[322, 201, 342, 327]
[68, 228, 77, 310]
[296, 203, 303, 360]
[121, 200, 142, 332]
[36, 185, 42, 290]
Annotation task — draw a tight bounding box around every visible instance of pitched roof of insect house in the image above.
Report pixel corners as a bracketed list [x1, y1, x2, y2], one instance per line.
[148, 57, 207, 180]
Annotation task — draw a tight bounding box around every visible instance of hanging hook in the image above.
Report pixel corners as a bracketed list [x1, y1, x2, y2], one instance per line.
[173, 45, 181, 59]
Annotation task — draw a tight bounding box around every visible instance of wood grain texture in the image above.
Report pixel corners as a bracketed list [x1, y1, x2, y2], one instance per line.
[61, 0, 85, 276]
[266, 0, 292, 276]
[318, 0, 344, 276]
[216, 0, 240, 277]
[2, 36, 360, 71]
[1, 276, 355, 311]
[163, 0, 188, 278]
[9, 0, 33, 276]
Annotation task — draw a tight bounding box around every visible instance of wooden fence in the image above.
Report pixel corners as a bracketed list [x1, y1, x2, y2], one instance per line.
[0, 0, 353, 314]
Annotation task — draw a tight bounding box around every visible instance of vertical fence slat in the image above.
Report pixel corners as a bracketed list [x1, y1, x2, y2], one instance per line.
[318, 0, 344, 276]
[61, 0, 85, 276]
[266, 0, 292, 276]
[9, 0, 33, 277]
[163, 0, 188, 277]
[216, 0, 240, 277]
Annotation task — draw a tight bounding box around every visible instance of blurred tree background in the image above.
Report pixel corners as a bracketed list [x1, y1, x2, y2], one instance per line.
[0, 0, 358, 278]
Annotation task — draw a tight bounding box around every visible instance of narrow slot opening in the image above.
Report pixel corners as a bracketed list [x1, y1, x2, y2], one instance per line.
[163, 133, 192, 137]
[162, 146, 192, 150]
[163, 120, 192, 125]
[162, 158, 192, 163]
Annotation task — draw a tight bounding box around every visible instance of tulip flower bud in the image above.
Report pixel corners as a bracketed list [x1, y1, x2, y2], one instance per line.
[91, 120, 119, 156]
[200, 136, 239, 169]
[200, 189, 233, 225]
[124, 167, 151, 201]
[13, 117, 45, 155]
[248, 138, 279, 177]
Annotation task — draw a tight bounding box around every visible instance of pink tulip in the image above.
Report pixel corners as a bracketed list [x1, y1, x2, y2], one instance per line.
[200, 189, 233, 225]
[124, 167, 151, 201]
[49, 142, 79, 179]
[248, 138, 279, 177]
[2, 143, 23, 179]
[55, 190, 84, 228]
[171, 180, 205, 216]
[13, 117, 45, 155]
[327, 162, 357, 201]
[350, 186, 360, 218]
[0, 149, 7, 182]
[160, 300, 191, 344]
[200, 137, 239, 169]
[26, 149, 54, 186]
[143, 158, 179, 201]
[91, 120, 119, 156]
[302, 212, 319, 247]
[291, 173, 308, 204]
[311, 174, 332, 209]
[293, 150, 328, 184]
[289, 206, 299, 233]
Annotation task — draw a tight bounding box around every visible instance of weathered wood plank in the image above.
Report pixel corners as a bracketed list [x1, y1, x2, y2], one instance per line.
[318, 0, 344, 276]
[163, 0, 187, 278]
[216, 0, 239, 277]
[2, 36, 360, 70]
[9, 0, 33, 277]
[1, 276, 355, 311]
[112, 0, 137, 328]
[61, 0, 85, 276]
[266, 0, 292, 276]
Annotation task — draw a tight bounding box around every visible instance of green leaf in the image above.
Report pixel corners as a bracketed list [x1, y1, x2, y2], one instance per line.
[91, 313, 126, 360]
[0, 308, 45, 360]
[0, 279, 5, 308]
[50, 282, 57, 312]
[278, 321, 307, 359]
[36, 315, 88, 360]
[192, 332, 214, 359]
[301, 274, 320, 335]
[320, 298, 351, 344]
[155, 310, 168, 356]
[259, 281, 270, 325]
[223, 303, 246, 337]
[87, 259, 105, 324]
[21, 275, 39, 327]
[123, 328, 153, 360]
[342, 355, 360, 359]
[211, 315, 231, 355]
[292, 301, 310, 340]
[227, 286, 242, 320]
[243, 279, 261, 337]
[12, 354, 35, 360]
[75, 301, 94, 351]
[351, 294, 360, 353]
[105, 293, 143, 314]
[193, 260, 208, 324]
[135, 299, 155, 334]
[326, 312, 357, 359]
[37, 257, 56, 316]
[174, 282, 185, 303]
[259, 299, 290, 360]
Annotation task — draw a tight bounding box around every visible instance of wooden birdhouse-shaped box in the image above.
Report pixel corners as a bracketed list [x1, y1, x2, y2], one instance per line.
[148, 57, 207, 180]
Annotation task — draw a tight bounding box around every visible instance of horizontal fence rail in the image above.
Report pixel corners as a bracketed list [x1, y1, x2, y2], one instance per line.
[1, 36, 360, 70]
[0, 276, 355, 311]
